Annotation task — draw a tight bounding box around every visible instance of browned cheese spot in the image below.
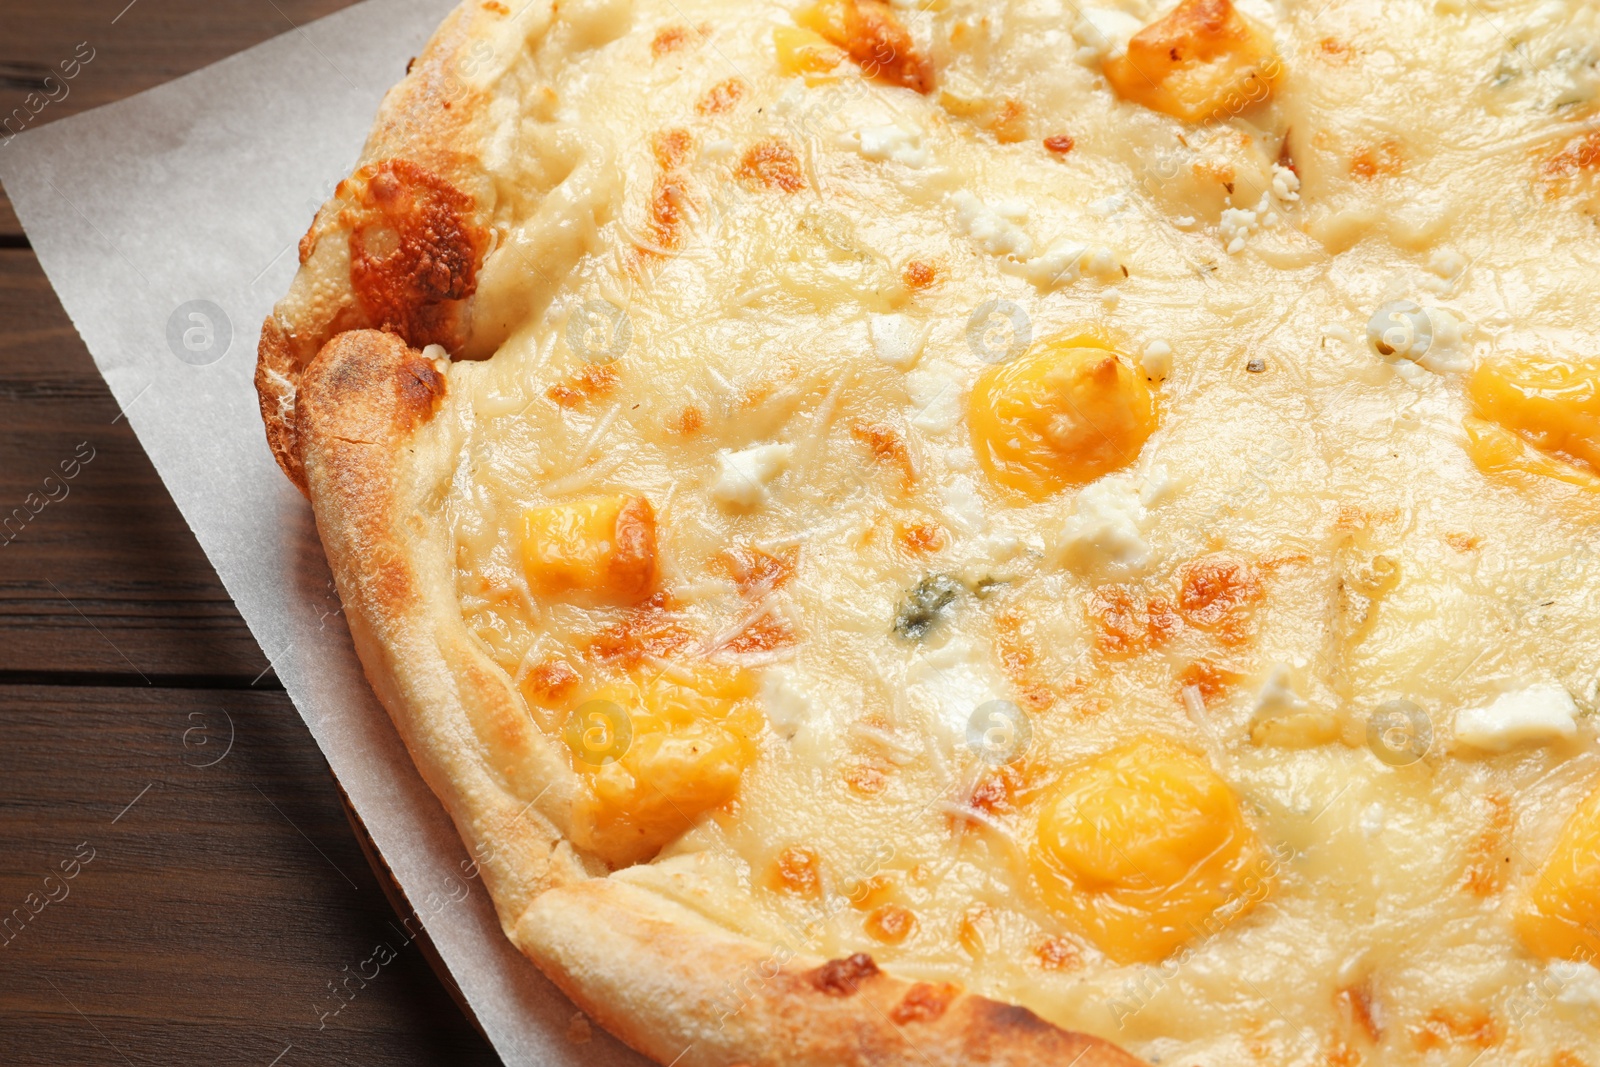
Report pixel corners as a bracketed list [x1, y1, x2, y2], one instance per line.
[738, 138, 806, 192]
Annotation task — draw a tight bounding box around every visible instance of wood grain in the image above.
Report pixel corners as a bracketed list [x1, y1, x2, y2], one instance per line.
[0, 685, 498, 1065]
[1, 3, 506, 1062]
[0, 249, 270, 681]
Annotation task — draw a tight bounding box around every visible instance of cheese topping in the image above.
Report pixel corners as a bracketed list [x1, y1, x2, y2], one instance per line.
[1455, 683, 1579, 752]
[413, 0, 1600, 1059]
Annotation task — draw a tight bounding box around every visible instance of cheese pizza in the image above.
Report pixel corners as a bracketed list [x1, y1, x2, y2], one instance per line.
[256, 0, 1600, 1062]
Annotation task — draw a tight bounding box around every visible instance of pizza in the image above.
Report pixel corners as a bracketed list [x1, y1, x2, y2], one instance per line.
[255, 0, 1600, 1062]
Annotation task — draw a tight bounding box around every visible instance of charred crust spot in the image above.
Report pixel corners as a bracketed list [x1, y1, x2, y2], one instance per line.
[395, 353, 447, 428]
[1088, 584, 1174, 657]
[737, 139, 806, 192]
[844, 759, 889, 795]
[890, 982, 959, 1023]
[298, 218, 320, 265]
[769, 845, 822, 897]
[672, 405, 705, 434]
[969, 771, 1014, 814]
[864, 902, 916, 943]
[895, 521, 946, 555]
[1463, 792, 1513, 897]
[347, 159, 484, 351]
[1318, 36, 1352, 60]
[811, 952, 880, 995]
[1277, 128, 1297, 174]
[1412, 1007, 1500, 1051]
[1546, 131, 1600, 178]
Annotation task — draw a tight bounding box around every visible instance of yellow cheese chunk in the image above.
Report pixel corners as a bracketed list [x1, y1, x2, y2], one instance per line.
[1103, 0, 1282, 124]
[793, 0, 933, 94]
[773, 25, 845, 80]
[968, 335, 1157, 499]
[1515, 778, 1600, 961]
[570, 667, 762, 866]
[521, 494, 659, 605]
[1031, 738, 1272, 964]
[1466, 356, 1600, 489]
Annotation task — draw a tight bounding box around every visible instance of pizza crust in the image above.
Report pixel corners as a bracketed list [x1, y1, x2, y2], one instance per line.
[298, 329, 592, 932]
[256, 0, 510, 491]
[521, 878, 1145, 1067]
[293, 326, 1149, 1064]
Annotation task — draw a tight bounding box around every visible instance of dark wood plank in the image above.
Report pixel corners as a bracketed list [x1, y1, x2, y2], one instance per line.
[0, 684, 500, 1065]
[0, 0, 368, 238]
[0, 248, 271, 680]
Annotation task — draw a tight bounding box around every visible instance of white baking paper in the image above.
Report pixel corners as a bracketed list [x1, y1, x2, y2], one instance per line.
[0, 3, 645, 1063]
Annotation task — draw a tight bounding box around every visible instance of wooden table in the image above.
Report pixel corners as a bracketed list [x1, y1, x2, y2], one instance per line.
[0, 3, 499, 1063]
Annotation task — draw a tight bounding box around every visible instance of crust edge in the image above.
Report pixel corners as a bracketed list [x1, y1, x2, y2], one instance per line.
[294, 329, 1151, 1067]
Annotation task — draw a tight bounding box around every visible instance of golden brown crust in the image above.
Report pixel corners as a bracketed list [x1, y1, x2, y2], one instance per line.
[517, 878, 1148, 1067]
[297, 328, 592, 932]
[255, 0, 511, 486]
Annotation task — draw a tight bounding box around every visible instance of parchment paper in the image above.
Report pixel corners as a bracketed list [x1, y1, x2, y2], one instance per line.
[0, 3, 645, 1062]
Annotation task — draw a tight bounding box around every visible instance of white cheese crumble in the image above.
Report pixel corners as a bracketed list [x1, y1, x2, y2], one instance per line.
[868, 313, 925, 370]
[950, 191, 1123, 289]
[905, 359, 966, 433]
[1058, 480, 1148, 574]
[951, 191, 1033, 259]
[761, 667, 812, 739]
[1220, 170, 1301, 254]
[761, 666, 837, 766]
[840, 124, 928, 168]
[1454, 682, 1578, 752]
[1416, 307, 1472, 374]
[1219, 192, 1285, 254]
[940, 473, 989, 535]
[1360, 803, 1387, 838]
[905, 637, 1006, 736]
[1550, 959, 1600, 1009]
[703, 137, 735, 160]
[710, 443, 793, 508]
[1254, 663, 1310, 719]
[1270, 163, 1301, 201]
[1011, 240, 1125, 289]
[1056, 467, 1174, 575]
[1141, 339, 1173, 379]
[1426, 248, 1467, 283]
[1072, 7, 1142, 63]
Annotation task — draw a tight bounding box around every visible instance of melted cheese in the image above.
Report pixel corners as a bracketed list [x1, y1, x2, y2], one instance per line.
[424, 0, 1600, 1060]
